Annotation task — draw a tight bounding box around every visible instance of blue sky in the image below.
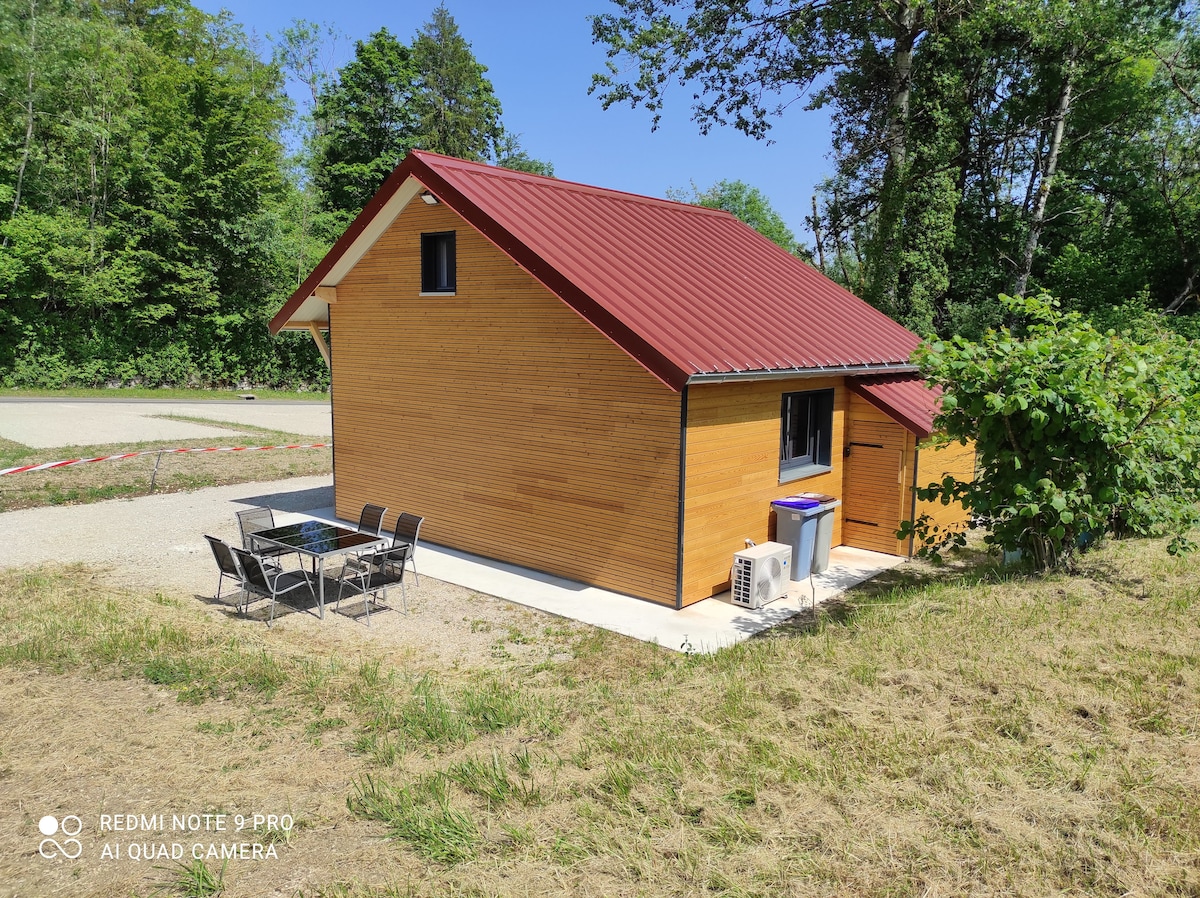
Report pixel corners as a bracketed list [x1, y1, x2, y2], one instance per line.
[195, 0, 835, 242]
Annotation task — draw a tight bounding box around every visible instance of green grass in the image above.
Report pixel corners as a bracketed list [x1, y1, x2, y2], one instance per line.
[2, 537, 1199, 896]
[349, 775, 480, 864]
[154, 858, 227, 896]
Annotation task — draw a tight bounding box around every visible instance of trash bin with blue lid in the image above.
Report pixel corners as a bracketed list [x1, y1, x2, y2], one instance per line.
[771, 496, 822, 580]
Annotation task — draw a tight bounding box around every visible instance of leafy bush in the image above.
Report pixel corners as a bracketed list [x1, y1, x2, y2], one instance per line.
[904, 293, 1200, 568]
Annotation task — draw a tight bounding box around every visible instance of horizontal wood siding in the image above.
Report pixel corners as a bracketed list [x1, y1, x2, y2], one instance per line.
[330, 200, 681, 606]
[842, 394, 976, 555]
[912, 438, 977, 538]
[681, 377, 846, 606]
[842, 395, 912, 556]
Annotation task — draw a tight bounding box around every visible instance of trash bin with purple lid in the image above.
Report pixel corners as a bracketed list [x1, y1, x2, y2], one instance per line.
[799, 493, 842, 574]
[771, 496, 822, 580]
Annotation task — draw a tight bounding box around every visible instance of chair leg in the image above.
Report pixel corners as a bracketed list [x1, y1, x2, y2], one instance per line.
[215, 573, 224, 601]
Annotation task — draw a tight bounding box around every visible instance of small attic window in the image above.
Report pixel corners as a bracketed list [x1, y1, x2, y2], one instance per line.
[421, 231, 456, 293]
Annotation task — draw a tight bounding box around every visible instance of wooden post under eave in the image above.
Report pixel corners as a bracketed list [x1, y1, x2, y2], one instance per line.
[307, 322, 331, 369]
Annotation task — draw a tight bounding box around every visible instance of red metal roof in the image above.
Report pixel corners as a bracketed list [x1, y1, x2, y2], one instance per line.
[847, 374, 943, 439]
[272, 150, 923, 391]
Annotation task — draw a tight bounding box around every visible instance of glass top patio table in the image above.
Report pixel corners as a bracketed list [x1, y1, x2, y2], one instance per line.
[255, 521, 382, 557]
[252, 521, 385, 619]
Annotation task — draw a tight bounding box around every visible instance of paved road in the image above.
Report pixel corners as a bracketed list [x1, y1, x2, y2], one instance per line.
[0, 399, 331, 449]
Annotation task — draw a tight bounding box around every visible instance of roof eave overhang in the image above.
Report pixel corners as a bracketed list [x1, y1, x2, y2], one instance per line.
[686, 362, 919, 386]
[269, 162, 427, 335]
[845, 376, 935, 440]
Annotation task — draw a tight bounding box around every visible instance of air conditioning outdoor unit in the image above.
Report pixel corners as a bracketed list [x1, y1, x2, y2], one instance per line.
[731, 542, 791, 609]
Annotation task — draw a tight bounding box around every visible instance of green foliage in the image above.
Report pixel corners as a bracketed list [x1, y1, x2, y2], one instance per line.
[310, 7, 551, 217]
[0, 0, 327, 388]
[495, 132, 555, 176]
[905, 294, 1200, 569]
[311, 27, 417, 216]
[410, 4, 504, 162]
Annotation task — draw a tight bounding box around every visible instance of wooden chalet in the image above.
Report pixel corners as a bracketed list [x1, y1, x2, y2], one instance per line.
[270, 151, 974, 609]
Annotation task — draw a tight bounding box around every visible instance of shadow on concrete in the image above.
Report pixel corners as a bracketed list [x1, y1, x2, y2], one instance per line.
[234, 485, 333, 514]
[724, 604, 804, 636]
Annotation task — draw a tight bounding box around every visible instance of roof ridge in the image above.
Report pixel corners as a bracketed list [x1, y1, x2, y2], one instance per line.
[415, 149, 737, 220]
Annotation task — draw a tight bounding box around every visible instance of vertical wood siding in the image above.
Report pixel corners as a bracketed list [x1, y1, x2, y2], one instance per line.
[681, 377, 846, 605]
[330, 200, 682, 606]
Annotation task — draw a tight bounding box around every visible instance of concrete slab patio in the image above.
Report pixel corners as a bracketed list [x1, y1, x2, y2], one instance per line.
[301, 503, 904, 652]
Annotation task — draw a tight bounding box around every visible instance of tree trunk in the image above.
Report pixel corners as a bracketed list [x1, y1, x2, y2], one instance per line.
[810, 194, 827, 271]
[1013, 66, 1074, 297]
[1165, 268, 1196, 313]
[865, 0, 920, 314]
[9, 0, 38, 225]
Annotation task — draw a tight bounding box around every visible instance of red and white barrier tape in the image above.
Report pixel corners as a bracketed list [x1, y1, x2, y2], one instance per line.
[0, 443, 331, 476]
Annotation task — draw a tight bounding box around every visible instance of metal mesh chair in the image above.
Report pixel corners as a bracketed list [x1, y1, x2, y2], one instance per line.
[235, 507, 294, 564]
[357, 504, 387, 538]
[204, 535, 243, 609]
[231, 547, 314, 627]
[391, 513, 425, 585]
[336, 543, 410, 624]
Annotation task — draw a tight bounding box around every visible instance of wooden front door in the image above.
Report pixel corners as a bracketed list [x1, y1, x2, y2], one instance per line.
[842, 418, 907, 555]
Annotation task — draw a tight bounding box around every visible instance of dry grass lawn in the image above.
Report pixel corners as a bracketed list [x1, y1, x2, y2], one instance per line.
[0, 537, 1197, 898]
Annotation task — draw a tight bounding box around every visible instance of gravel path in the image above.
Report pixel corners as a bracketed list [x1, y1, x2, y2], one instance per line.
[0, 476, 581, 667]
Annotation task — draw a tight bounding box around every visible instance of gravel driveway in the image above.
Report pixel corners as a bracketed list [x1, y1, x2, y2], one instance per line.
[0, 476, 333, 593]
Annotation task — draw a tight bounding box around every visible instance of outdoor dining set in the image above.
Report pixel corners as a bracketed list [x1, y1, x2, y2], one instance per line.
[204, 504, 424, 627]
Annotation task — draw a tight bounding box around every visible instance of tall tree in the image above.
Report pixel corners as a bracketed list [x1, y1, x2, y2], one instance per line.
[591, 0, 953, 319]
[0, 0, 315, 387]
[309, 9, 551, 219]
[311, 28, 418, 217]
[592, 0, 1200, 337]
[410, 4, 503, 161]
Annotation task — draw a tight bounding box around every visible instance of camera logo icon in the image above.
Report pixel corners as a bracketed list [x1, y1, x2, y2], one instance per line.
[38, 815, 83, 859]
